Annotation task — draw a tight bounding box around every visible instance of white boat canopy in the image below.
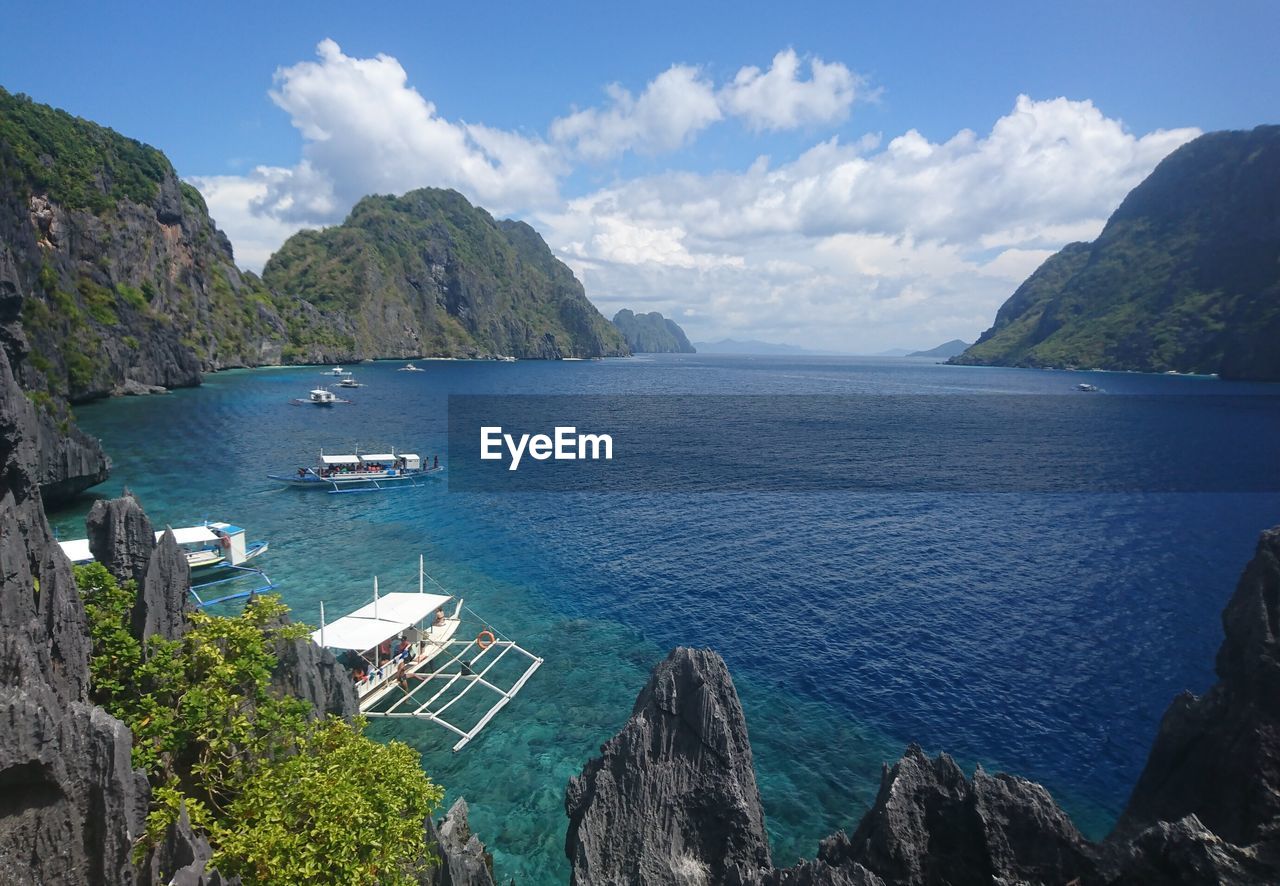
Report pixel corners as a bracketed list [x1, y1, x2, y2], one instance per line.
[321, 454, 360, 465]
[167, 526, 221, 546]
[311, 591, 452, 651]
[58, 538, 93, 563]
[359, 453, 396, 462]
[60, 524, 225, 563]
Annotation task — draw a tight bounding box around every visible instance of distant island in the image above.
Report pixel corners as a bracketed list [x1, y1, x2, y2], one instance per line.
[611, 309, 695, 353]
[907, 339, 971, 358]
[951, 125, 1280, 381]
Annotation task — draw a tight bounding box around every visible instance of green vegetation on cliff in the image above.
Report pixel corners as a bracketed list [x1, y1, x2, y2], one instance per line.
[952, 125, 1280, 380]
[612, 308, 696, 353]
[263, 188, 629, 359]
[77, 563, 442, 886]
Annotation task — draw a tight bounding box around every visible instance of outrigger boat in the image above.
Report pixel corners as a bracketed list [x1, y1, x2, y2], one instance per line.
[325, 366, 348, 376]
[268, 448, 443, 493]
[313, 557, 543, 751]
[398, 362, 426, 372]
[337, 376, 362, 388]
[59, 522, 276, 607]
[291, 387, 351, 406]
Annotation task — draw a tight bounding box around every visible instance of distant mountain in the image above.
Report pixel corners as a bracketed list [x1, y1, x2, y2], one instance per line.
[951, 125, 1280, 380]
[612, 309, 695, 353]
[908, 339, 970, 358]
[264, 188, 628, 360]
[694, 338, 821, 355]
[872, 348, 914, 357]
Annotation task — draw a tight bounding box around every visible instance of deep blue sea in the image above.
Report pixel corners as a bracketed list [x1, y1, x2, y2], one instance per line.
[47, 355, 1280, 883]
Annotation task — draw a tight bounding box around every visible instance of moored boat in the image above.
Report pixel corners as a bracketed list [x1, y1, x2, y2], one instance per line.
[268, 448, 443, 493]
[337, 376, 362, 388]
[398, 362, 426, 372]
[313, 557, 543, 751]
[59, 521, 268, 571]
[291, 387, 351, 406]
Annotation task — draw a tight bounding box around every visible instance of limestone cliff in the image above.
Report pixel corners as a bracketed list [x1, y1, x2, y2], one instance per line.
[612, 309, 696, 354]
[565, 647, 772, 885]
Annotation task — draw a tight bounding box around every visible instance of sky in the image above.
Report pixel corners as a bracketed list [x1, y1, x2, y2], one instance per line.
[2, 1, 1277, 352]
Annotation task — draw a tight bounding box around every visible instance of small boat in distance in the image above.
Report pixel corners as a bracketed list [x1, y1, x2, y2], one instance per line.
[337, 376, 362, 388]
[1077, 383, 1100, 392]
[325, 366, 348, 376]
[291, 387, 351, 406]
[268, 448, 444, 493]
[399, 362, 426, 372]
[313, 557, 543, 751]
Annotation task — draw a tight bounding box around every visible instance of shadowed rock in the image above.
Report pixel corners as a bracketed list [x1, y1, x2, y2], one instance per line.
[0, 347, 149, 883]
[133, 528, 191, 643]
[421, 798, 495, 886]
[822, 745, 1099, 885]
[270, 617, 359, 719]
[86, 491, 155, 586]
[141, 804, 240, 886]
[1110, 815, 1279, 885]
[1116, 527, 1280, 846]
[565, 646, 771, 885]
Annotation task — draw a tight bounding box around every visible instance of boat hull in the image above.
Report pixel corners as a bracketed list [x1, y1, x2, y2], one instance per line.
[268, 465, 444, 491]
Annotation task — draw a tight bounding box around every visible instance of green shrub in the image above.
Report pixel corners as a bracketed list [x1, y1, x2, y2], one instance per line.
[75, 565, 443, 885]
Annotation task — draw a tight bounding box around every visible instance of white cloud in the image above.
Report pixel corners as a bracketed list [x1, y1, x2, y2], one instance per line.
[193, 41, 1199, 353]
[535, 95, 1199, 351]
[550, 65, 722, 161]
[720, 49, 863, 131]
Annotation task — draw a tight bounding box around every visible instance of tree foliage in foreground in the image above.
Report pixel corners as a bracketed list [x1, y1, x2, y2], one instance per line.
[75, 563, 443, 885]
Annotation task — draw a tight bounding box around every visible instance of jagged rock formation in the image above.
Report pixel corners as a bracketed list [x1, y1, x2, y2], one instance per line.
[263, 188, 630, 360]
[141, 805, 238, 886]
[612, 309, 696, 354]
[85, 492, 192, 643]
[270, 615, 359, 719]
[0, 345, 150, 883]
[579, 528, 1280, 885]
[951, 125, 1280, 379]
[817, 746, 1098, 885]
[1114, 526, 1280, 848]
[421, 798, 496, 886]
[565, 647, 772, 885]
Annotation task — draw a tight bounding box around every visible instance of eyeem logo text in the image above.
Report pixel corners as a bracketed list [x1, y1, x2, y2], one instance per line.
[480, 426, 613, 471]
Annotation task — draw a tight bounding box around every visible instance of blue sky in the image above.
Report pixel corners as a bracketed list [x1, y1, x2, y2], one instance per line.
[3, 1, 1276, 350]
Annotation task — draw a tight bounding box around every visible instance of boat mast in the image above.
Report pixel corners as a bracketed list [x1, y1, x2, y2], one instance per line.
[320, 601, 326, 648]
[419, 554, 424, 594]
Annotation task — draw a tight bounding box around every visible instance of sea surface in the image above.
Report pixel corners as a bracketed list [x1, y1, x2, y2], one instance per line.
[48, 355, 1280, 883]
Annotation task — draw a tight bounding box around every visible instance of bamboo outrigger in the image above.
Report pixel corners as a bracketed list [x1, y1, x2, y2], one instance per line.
[312, 557, 543, 751]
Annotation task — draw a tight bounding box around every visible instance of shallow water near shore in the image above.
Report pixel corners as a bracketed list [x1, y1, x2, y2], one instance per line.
[48, 355, 1280, 882]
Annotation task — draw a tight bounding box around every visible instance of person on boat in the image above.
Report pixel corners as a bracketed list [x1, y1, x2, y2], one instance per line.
[395, 658, 427, 692]
[433, 607, 445, 627]
[297, 467, 307, 478]
[433, 454, 439, 469]
[379, 638, 392, 661]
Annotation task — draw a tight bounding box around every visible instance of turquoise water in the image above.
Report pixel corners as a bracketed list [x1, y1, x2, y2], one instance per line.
[47, 356, 1280, 882]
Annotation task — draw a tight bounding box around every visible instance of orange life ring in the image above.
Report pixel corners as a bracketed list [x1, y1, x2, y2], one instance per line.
[476, 630, 496, 651]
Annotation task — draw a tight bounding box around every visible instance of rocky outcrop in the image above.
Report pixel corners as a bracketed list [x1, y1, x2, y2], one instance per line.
[612, 309, 696, 354]
[820, 746, 1098, 885]
[85, 492, 191, 643]
[578, 527, 1280, 886]
[0, 345, 151, 883]
[141, 805, 239, 886]
[565, 647, 772, 885]
[421, 798, 496, 886]
[270, 619, 359, 719]
[1115, 527, 1280, 846]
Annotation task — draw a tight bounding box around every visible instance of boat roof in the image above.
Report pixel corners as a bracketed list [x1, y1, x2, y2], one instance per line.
[312, 592, 453, 651]
[58, 539, 94, 563]
[321, 454, 360, 464]
[59, 523, 230, 564]
[360, 453, 395, 462]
